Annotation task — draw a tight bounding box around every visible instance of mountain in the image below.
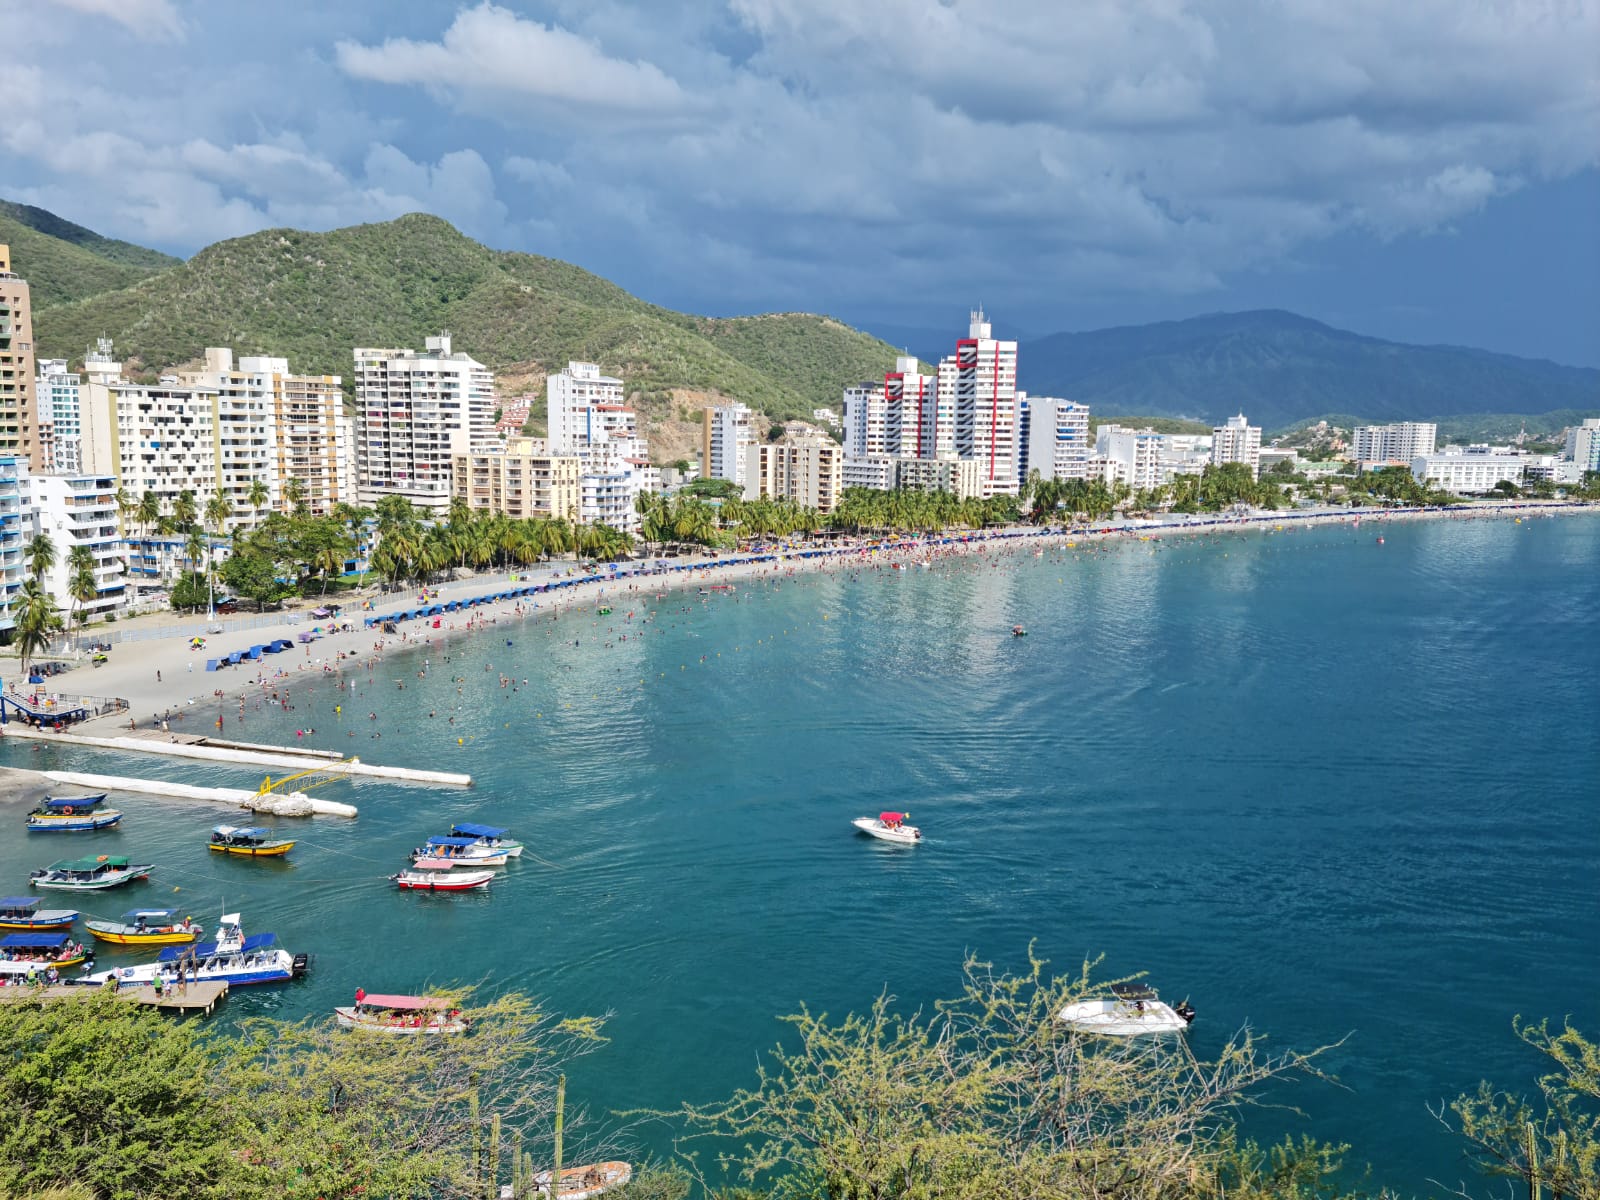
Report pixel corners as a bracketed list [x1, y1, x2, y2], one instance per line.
[0, 200, 181, 309]
[1019, 310, 1600, 430]
[31, 212, 902, 433]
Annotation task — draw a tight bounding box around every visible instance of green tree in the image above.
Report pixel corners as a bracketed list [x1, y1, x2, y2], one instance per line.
[136, 490, 162, 540]
[246, 478, 270, 525]
[24, 532, 56, 584]
[0, 994, 230, 1200]
[65, 545, 98, 633]
[12, 580, 63, 673]
[220, 550, 293, 611]
[172, 488, 199, 532]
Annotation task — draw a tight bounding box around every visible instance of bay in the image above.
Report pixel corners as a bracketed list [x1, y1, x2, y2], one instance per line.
[4, 513, 1597, 1195]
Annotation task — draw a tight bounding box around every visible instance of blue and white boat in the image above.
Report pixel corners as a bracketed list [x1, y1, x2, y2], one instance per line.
[0, 897, 78, 931]
[76, 913, 309, 988]
[411, 837, 509, 866]
[448, 822, 524, 858]
[26, 794, 124, 832]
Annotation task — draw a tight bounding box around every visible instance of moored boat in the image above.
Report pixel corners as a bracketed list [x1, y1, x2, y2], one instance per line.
[26, 793, 123, 832]
[392, 859, 494, 892]
[1057, 983, 1196, 1037]
[1011, 625, 1027, 637]
[852, 812, 921, 845]
[0, 897, 78, 930]
[77, 913, 308, 988]
[29, 856, 153, 891]
[448, 822, 524, 857]
[208, 824, 297, 857]
[1, 932, 93, 969]
[530, 1161, 633, 1199]
[412, 837, 509, 866]
[85, 908, 204, 946]
[334, 990, 469, 1034]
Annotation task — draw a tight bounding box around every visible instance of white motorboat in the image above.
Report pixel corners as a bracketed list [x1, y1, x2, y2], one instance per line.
[852, 812, 921, 845]
[412, 837, 509, 866]
[1057, 983, 1195, 1036]
[76, 913, 308, 988]
[392, 859, 495, 891]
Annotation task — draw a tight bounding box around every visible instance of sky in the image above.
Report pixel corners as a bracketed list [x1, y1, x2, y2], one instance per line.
[3, 0, 1597, 366]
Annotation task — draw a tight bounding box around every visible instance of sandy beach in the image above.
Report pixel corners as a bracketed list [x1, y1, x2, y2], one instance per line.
[3, 499, 1594, 748]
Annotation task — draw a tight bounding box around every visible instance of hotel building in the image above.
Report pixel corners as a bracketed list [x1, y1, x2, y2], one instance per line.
[0, 245, 42, 470]
[1352, 422, 1437, 465]
[355, 335, 495, 516]
[1411, 448, 1525, 493]
[746, 435, 843, 513]
[1211, 413, 1263, 478]
[452, 436, 583, 522]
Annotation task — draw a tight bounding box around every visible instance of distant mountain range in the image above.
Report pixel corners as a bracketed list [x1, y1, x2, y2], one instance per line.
[5, 199, 1595, 437]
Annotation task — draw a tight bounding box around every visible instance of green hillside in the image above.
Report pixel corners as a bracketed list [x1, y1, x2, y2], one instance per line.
[0, 200, 181, 309]
[33, 213, 904, 425]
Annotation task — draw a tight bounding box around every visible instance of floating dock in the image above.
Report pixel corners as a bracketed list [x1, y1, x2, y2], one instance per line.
[38, 769, 358, 818]
[2, 728, 471, 787]
[0, 980, 229, 1015]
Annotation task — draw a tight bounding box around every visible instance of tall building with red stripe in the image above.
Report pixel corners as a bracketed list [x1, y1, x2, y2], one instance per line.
[881, 355, 935, 459]
[943, 308, 1019, 497]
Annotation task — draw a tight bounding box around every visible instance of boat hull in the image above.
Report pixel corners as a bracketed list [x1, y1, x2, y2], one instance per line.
[0, 915, 77, 931]
[27, 812, 124, 832]
[30, 866, 152, 890]
[413, 850, 508, 867]
[532, 1161, 633, 1199]
[851, 817, 921, 845]
[1057, 999, 1191, 1037]
[393, 872, 493, 892]
[208, 841, 295, 857]
[334, 1007, 468, 1034]
[85, 922, 203, 946]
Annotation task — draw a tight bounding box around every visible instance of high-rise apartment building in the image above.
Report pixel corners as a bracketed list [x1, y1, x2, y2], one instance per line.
[35, 360, 83, 473]
[884, 357, 942, 459]
[355, 334, 494, 515]
[746, 435, 843, 513]
[547, 362, 625, 453]
[0, 246, 42, 470]
[546, 361, 654, 533]
[1352, 422, 1437, 464]
[20, 472, 126, 619]
[452, 436, 583, 521]
[943, 309, 1019, 496]
[1095, 424, 1165, 490]
[703, 402, 757, 484]
[1211, 413, 1262, 478]
[1564, 418, 1600, 473]
[1023, 395, 1092, 483]
[0, 456, 21, 632]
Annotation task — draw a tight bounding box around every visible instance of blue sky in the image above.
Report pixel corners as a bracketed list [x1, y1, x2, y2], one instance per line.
[4, 0, 1597, 365]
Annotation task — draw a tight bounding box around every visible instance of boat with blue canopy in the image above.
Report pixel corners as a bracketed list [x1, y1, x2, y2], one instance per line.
[0, 931, 92, 968]
[26, 793, 123, 832]
[30, 856, 153, 890]
[411, 836, 508, 866]
[448, 822, 524, 857]
[77, 913, 308, 988]
[0, 897, 78, 930]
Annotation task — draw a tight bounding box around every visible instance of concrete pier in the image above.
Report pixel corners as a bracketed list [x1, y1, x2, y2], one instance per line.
[39, 769, 359, 818]
[3, 728, 471, 787]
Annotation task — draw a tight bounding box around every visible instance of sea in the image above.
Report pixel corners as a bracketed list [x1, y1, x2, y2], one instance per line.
[3, 513, 1597, 1196]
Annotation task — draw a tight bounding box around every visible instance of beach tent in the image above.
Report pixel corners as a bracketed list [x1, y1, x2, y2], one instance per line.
[206, 659, 220, 672]
[247, 646, 265, 660]
[296, 632, 317, 644]
[270, 639, 294, 652]
[227, 651, 243, 665]
[445, 601, 461, 611]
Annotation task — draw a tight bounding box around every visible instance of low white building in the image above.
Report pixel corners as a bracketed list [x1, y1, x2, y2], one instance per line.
[1411, 449, 1525, 493]
[20, 472, 127, 620]
[841, 455, 897, 492]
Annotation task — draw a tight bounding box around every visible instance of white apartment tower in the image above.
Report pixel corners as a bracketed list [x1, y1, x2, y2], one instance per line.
[1024, 396, 1092, 483]
[1211, 413, 1263, 478]
[355, 334, 495, 515]
[1352, 422, 1437, 464]
[1564, 418, 1600, 473]
[547, 361, 625, 453]
[36, 360, 83, 473]
[20, 472, 126, 619]
[702, 402, 757, 484]
[882, 356, 936, 458]
[546, 361, 654, 534]
[1095, 424, 1165, 490]
[944, 309, 1019, 496]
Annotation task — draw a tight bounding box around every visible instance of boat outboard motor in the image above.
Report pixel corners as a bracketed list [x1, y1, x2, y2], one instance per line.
[291, 953, 311, 978]
[1175, 1001, 1197, 1025]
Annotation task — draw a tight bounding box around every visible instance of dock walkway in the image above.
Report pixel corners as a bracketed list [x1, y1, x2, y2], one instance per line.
[0, 980, 228, 1015]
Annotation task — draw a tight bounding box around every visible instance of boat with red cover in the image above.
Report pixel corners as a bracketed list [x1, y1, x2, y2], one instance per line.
[335, 990, 469, 1033]
[851, 812, 922, 845]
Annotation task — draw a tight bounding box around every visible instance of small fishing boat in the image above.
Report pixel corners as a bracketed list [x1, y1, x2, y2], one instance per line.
[392, 859, 494, 892]
[0, 897, 78, 931]
[1011, 625, 1027, 637]
[208, 825, 297, 857]
[1057, 983, 1196, 1037]
[449, 822, 524, 858]
[851, 812, 921, 845]
[530, 1161, 634, 1199]
[84, 908, 204, 946]
[334, 991, 469, 1034]
[412, 837, 509, 866]
[1, 932, 92, 969]
[77, 913, 308, 988]
[26, 793, 123, 832]
[29, 856, 153, 891]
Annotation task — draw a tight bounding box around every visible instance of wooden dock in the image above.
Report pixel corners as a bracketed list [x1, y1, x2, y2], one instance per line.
[0, 980, 229, 1015]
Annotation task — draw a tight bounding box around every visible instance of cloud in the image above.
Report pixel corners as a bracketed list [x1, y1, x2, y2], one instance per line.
[336, 3, 688, 116]
[49, 0, 184, 42]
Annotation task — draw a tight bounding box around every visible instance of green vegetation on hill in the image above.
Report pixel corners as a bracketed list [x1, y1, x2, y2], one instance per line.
[0, 200, 181, 310]
[32, 212, 904, 427]
[1089, 414, 1214, 436]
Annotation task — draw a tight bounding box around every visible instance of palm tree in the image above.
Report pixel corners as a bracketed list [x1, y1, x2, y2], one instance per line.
[314, 540, 350, 596]
[283, 476, 308, 518]
[172, 489, 198, 533]
[114, 486, 137, 536]
[13, 580, 63, 674]
[184, 527, 206, 575]
[247, 479, 270, 527]
[24, 532, 56, 584]
[64, 544, 96, 637]
[137, 491, 162, 539]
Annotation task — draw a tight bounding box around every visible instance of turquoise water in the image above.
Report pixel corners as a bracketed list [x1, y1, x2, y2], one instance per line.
[4, 515, 1598, 1194]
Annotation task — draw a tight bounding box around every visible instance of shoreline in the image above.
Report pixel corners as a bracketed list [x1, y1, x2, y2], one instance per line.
[3, 499, 1594, 758]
